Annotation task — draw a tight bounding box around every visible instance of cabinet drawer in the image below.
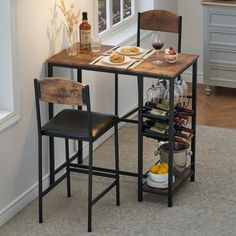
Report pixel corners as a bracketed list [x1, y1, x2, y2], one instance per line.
[208, 7, 236, 30]
[208, 29, 236, 47]
[208, 48, 236, 66]
[208, 66, 236, 86]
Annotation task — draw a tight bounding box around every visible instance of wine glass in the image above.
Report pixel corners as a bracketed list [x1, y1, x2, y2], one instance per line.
[151, 31, 164, 65]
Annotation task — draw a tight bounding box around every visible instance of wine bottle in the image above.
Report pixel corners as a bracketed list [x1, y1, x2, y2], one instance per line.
[174, 123, 193, 133]
[145, 121, 188, 139]
[79, 12, 91, 51]
[175, 104, 193, 116]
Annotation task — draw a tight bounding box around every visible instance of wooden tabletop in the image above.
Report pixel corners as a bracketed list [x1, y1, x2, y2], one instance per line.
[47, 44, 199, 79]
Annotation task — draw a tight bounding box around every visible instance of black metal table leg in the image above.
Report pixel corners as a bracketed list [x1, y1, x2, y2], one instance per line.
[48, 63, 55, 185]
[77, 69, 83, 164]
[137, 76, 143, 202]
[191, 61, 197, 182]
[115, 73, 118, 116]
[168, 78, 175, 207]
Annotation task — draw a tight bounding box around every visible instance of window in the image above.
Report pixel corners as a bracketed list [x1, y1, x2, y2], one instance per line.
[0, 0, 20, 132]
[98, 0, 135, 34]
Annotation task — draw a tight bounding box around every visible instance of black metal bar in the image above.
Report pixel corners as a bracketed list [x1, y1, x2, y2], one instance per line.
[92, 181, 117, 206]
[114, 123, 120, 206]
[48, 64, 55, 185]
[178, 16, 182, 53]
[69, 163, 139, 177]
[49, 63, 186, 80]
[168, 79, 175, 207]
[65, 139, 71, 198]
[191, 61, 197, 182]
[38, 136, 43, 223]
[88, 142, 93, 232]
[120, 107, 138, 119]
[115, 73, 118, 115]
[119, 118, 138, 124]
[54, 152, 78, 175]
[77, 69, 83, 165]
[70, 167, 117, 178]
[178, 16, 182, 81]
[137, 12, 141, 47]
[42, 173, 68, 197]
[137, 76, 144, 202]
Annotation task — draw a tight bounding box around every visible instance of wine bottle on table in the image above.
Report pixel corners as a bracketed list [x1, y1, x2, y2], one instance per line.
[79, 12, 91, 51]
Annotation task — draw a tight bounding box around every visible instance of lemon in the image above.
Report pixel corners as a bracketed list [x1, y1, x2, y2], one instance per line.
[150, 164, 159, 173]
[157, 167, 168, 174]
[159, 163, 168, 170]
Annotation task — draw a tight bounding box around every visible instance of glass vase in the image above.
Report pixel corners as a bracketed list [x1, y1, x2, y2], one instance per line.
[65, 28, 78, 56]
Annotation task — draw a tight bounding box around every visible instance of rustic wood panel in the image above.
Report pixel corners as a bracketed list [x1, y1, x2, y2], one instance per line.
[133, 52, 198, 79]
[38, 77, 86, 106]
[140, 10, 180, 33]
[47, 45, 198, 79]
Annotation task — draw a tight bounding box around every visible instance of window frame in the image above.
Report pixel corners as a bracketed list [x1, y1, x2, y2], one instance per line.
[0, 0, 20, 132]
[98, 0, 137, 39]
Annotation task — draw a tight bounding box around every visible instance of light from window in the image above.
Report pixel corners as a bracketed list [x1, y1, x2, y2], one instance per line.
[123, 0, 131, 19]
[98, 0, 134, 34]
[112, 0, 121, 25]
[98, 0, 107, 33]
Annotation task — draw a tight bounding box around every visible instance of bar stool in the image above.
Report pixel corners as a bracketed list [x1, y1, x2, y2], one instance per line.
[34, 77, 120, 232]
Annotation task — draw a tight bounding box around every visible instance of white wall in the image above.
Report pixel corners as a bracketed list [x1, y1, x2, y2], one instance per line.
[178, 0, 203, 80]
[0, 0, 157, 226]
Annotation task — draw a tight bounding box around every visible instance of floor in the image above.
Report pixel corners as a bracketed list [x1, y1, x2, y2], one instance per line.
[0, 124, 236, 235]
[196, 84, 236, 128]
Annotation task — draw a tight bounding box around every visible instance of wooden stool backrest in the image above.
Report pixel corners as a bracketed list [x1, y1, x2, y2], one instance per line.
[139, 10, 180, 33]
[35, 77, 87, 107]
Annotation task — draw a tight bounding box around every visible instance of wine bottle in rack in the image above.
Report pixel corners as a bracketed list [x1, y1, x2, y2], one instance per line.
[174, 123, 193, 133]
[175, 103, 193, 116]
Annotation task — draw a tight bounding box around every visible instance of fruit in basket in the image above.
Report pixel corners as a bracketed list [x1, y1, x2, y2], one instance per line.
[150, 164, 159, 173]
[149, 163, 169, 174]
[157, 167, 168, 174]
[159, 163, 168, 170]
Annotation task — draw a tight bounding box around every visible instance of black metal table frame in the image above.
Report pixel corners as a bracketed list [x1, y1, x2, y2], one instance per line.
[47, 59, 197, 207]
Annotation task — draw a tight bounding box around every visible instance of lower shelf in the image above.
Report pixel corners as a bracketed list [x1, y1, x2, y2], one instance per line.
[143, 167, 193, 195]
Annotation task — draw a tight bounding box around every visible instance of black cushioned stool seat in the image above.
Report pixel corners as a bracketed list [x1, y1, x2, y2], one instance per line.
[42, 109, 118, 141]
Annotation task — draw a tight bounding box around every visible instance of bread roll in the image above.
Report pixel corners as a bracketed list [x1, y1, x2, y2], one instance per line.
[109, 54, 125, 63]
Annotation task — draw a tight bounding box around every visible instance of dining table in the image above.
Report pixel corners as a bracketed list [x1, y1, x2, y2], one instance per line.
[46, 43, 199, 207]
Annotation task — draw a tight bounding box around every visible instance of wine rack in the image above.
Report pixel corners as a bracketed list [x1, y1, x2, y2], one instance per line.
[140, 81, 196, 207]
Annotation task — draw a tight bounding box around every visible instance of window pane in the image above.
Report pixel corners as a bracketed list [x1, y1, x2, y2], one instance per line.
[123, 0, 132, 19]
[98, 0, 107, 33]
[113, 0, 121, 25]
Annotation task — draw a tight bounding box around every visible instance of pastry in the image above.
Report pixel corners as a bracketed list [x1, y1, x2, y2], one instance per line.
[109, 54, 125, 63]
[120, 48, 131, 54]
[130, 47, 140, 53]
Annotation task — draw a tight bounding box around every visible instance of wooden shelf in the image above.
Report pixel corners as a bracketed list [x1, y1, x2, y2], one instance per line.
[143, 168, 193, 195]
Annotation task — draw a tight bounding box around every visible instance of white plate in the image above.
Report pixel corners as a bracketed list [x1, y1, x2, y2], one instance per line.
[101, 56, 131, 65]
[147, 176, 175, 189]
[116, 46, 144, 56]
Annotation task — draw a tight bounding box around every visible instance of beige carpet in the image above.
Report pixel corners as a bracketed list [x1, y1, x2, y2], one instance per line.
[0, 124, 236, 236]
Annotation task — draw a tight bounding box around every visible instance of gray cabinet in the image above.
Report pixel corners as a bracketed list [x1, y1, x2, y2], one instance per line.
[202, 1, 236, 94]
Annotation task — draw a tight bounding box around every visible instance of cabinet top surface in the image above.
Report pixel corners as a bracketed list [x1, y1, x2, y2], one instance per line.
[202, 0, 236, 7]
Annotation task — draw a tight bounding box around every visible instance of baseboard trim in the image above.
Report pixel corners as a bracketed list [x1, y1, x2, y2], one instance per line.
[0, 104, 138, 227]
[181, 71, 203, 84]
[0, 174, 50, 227]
